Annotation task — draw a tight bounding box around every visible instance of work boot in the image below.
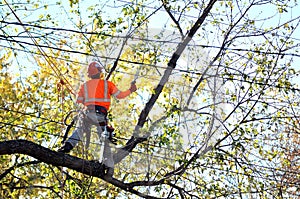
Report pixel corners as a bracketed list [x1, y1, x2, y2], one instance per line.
[58, 142, 73, 153]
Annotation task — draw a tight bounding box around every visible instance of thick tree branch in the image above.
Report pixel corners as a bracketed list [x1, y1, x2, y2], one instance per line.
[0, 140, 105, 177]
[0, 140, 169, 199]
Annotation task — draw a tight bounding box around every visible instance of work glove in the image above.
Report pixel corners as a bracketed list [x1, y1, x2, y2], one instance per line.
[129, 83, 137, 93]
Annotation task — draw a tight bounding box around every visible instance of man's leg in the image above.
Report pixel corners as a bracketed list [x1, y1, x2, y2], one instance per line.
[103, 139, 114, 176]
[96, 126, 114, 176]
[59, 115, 91, 153]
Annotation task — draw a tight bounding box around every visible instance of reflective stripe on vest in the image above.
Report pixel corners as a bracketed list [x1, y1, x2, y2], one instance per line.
[112, 90, 121, 97]
[77, 96, 84, 101]
[83, 80, 110, 103]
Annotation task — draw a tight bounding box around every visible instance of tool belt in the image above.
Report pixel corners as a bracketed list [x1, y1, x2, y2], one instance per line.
[86, 105, 107, 115]
[62, 106, 116, 146]
[85, 105, 116, 146]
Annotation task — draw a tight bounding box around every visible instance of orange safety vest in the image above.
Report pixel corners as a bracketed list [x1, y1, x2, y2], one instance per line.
[76, 79, 130, 110]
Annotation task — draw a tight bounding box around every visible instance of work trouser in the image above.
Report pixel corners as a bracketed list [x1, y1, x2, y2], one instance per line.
[65, 105, 114, 168]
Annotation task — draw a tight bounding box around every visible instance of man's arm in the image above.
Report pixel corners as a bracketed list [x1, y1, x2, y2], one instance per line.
[110, 82, 137, 99]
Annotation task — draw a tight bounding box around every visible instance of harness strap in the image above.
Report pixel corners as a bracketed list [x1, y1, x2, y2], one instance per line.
[62, 111, 78, 144]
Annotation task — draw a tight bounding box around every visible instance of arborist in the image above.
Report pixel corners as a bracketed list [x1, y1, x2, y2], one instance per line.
[58, 61, 137, 159]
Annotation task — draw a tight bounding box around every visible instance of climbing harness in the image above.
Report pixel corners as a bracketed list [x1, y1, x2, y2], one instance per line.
[83, 106, 115, 168]
[62, 106, 116, 163]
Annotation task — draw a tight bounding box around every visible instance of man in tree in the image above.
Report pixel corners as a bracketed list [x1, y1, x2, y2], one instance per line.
[58, 61, 137, 159]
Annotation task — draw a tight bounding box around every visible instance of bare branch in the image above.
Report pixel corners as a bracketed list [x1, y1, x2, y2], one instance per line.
[115, 0, 219, 163]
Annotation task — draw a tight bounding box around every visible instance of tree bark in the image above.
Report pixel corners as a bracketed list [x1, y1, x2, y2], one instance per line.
[0, 139, 168, 199]
[0, 139, 105, 177]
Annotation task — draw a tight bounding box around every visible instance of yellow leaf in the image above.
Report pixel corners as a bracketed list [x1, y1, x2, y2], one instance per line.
[284, 23, 289, 28]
